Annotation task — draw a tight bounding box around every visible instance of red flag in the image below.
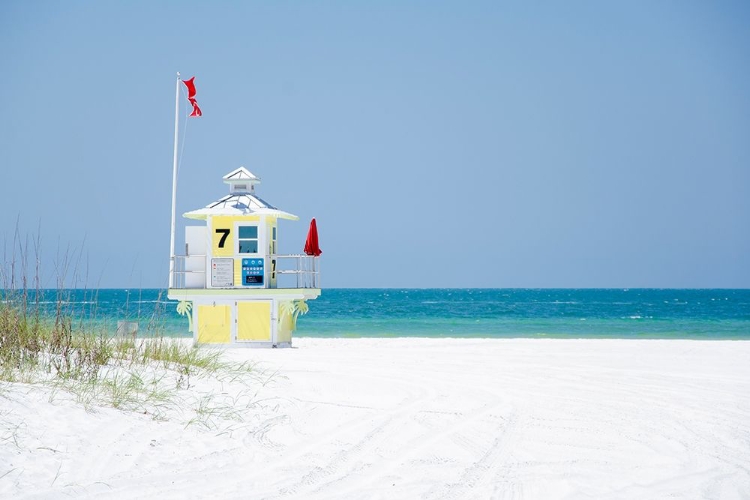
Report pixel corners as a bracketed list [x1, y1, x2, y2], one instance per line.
[182, 76, 202, 117]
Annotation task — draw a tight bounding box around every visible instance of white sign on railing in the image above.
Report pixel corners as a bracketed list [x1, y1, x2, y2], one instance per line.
[211, 258, 234, 287]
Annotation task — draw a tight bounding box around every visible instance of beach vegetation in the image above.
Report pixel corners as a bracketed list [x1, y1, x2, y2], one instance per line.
[0, 231, 268, 428]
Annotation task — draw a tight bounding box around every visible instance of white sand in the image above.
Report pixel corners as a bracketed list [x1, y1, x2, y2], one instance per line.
[2, 338, 750, 499]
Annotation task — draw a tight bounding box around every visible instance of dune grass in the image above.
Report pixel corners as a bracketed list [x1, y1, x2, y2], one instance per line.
[0, 286, 265, 428]
[0, 230, 271, 430]
[0, 291, 220, 382]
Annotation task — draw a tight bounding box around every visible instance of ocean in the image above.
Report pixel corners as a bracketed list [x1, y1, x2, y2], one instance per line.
[13, 288, 750, 339]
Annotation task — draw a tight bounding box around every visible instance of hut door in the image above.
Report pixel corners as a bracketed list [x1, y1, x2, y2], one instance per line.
[236, 301, 272, 342]
[196, 303, 231, 344]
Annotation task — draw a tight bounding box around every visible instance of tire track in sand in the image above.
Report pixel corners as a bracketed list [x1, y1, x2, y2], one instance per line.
[271, 367, 440, 498]
[428, 409, 520, 500]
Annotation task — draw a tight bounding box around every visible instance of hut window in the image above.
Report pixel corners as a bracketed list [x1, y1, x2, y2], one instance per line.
[238, 225, 259, 254]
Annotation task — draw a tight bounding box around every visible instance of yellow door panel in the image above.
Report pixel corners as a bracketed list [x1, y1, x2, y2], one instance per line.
[237, 301, 271, 341]
[197, 304, 231, 344]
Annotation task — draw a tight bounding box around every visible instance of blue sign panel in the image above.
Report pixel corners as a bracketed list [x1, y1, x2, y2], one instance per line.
[241, 258, 264, 286]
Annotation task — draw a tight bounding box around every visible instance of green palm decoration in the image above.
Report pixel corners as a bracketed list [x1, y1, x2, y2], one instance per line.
[176, 300, 194, 332]
[278, 299, 309, 331]
[279, 301, 295, 322]
[295, 300, 309, 316]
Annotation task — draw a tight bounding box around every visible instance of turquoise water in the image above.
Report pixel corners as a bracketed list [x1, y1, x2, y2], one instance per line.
[10, 288, 750, 339]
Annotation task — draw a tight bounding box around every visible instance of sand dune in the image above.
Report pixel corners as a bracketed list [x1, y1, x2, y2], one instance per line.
[2, 338, 750, 499]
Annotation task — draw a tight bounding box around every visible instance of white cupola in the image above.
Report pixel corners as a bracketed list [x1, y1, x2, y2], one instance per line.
[223, 166, 260, 195]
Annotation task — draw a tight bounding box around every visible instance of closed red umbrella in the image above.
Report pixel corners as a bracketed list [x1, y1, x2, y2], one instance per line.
[304, 218, 322, 256]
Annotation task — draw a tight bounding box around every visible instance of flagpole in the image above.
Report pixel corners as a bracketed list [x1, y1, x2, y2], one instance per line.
[169, 72, 181, 289]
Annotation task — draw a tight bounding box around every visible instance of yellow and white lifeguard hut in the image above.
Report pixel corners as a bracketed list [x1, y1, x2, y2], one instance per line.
[167, 167, 321, 347]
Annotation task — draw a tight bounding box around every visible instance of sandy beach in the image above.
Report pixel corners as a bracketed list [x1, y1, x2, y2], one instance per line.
[2, 338, 750, 499]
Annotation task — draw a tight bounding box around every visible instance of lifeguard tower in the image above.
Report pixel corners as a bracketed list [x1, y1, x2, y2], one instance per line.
[167, 167, 321, 347]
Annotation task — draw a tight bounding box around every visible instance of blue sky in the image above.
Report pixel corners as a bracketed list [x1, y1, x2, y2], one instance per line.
[1, 1, 748, 288]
